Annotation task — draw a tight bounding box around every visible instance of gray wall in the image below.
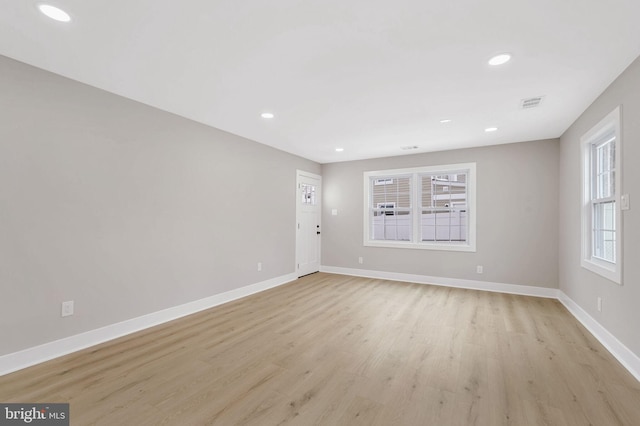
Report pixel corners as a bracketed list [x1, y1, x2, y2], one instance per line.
[559, 56, 640, 357]
[321, 139, 559, 288]
[0, 55, 320, 356]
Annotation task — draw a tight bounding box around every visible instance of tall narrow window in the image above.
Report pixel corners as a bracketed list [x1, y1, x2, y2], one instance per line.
[581, 106, 622, 284]
[364, 163, 476, 251]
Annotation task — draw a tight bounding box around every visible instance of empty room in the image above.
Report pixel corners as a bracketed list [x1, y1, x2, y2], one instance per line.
[1, 1, 639, 425]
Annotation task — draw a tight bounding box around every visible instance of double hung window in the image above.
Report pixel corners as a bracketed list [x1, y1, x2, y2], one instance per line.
[581, 106, 622, 284]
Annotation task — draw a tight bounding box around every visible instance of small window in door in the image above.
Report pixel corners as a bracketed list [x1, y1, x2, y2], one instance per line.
[301, 184, 317, 205]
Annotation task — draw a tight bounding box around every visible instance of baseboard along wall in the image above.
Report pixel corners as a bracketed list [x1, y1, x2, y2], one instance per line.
[0, 273, 297, 376]
[2, 267, 638, 382]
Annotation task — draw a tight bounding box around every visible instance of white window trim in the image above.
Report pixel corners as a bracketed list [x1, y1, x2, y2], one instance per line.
[580, 106, 622, 284]
[363, 163, 476, 252]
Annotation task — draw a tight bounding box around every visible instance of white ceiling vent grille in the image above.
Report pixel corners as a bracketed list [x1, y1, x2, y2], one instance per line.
[520, 96, 544, 109]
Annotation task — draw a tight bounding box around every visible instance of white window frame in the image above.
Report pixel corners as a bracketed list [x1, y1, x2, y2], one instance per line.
[580, 106, 622, 284]
[363, 163, 476, 252]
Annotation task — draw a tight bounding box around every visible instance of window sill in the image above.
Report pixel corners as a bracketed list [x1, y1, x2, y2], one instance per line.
[581, 258, 621, 285]
[364, 240, 476, 252]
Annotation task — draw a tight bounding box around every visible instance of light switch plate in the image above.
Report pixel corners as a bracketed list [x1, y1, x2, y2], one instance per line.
[621, 194, 630, 210]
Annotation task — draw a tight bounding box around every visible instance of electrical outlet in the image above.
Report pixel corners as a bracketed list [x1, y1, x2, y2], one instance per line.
[358, 257, 363, 264]
[476, 265, 483, 274]
[257, 262, 262, 272]
[597, 297, 602, 312]
[61, 301, 74, 317]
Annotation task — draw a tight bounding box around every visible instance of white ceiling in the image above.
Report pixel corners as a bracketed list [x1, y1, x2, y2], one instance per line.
[1, 0, 639, 163]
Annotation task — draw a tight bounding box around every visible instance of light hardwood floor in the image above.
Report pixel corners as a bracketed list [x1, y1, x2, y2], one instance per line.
[1, 273, 639, 425]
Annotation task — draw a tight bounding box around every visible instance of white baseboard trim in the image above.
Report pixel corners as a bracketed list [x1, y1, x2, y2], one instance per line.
[558, 291, 640, 382]
[0, 272, 297, 376]
[320, 265, 559, 298]
[4, 268, 639, 384]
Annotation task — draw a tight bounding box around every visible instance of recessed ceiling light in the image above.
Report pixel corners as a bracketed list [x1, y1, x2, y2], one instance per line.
[488, 54, 511, 66]
[38, 4, 71, 22]
[485, 127, 498, 132]
[260, 112, 274, 119]
[335, 148, 344, 152]
[439, 119, 452, 124]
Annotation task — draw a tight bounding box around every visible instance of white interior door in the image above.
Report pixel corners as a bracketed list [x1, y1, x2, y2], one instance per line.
[296, 170, 321, 277]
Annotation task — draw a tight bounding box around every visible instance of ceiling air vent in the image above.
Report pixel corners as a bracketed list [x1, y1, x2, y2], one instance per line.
[520, 96, 544, 109]
[401, 145, 419, 150]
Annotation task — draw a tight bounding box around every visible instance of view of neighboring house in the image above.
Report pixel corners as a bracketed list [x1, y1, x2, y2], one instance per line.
[371, 174, 468, 242]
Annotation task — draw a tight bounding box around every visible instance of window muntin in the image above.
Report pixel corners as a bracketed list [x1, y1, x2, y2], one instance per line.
[590, 136, 616, 263]
[421, 173, 468, 242]
[593, 138, 615, 200]
[364, 163, 476, 251]
[370, 176, 411, 241]
[593, 201, 615, 262]
[581, 106, 622, 284]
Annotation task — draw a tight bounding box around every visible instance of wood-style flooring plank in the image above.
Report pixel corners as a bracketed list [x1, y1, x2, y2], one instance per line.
[1, 272, 639, 425]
